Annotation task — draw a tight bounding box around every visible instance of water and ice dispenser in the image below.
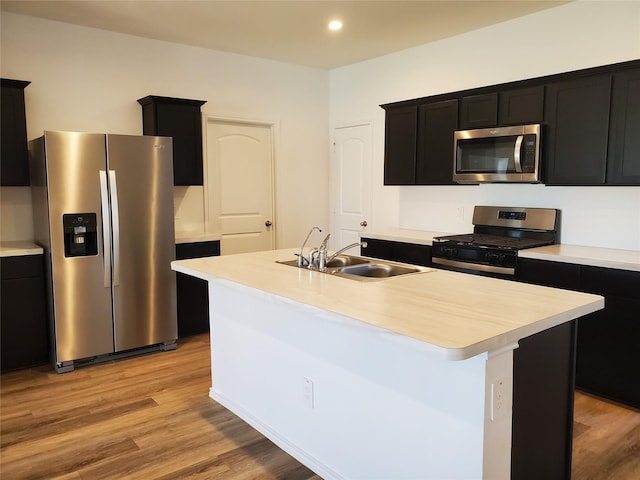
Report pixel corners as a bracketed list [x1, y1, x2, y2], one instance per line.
[63, 213, 98, 257]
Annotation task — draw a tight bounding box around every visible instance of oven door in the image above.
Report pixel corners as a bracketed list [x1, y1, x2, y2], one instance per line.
[431, 243, 517, 277]
[453, 124, 541, 183]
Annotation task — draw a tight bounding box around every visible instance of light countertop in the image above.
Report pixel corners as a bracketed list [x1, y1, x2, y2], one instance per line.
[175, 231, 221, 244]
[520, 244, 640, 272]
[172, 248, 603, 361]
[0, 241, 43, 257]
[360, 228, 451, 246]
[362, 228, 640, 272]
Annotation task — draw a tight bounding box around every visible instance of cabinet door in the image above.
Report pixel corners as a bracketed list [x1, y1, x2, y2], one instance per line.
[607, 68, 640, 185]
[416, 100, 457, 185]
[383, 105, 417, 185]
[459, 92, 498, 129]
[156, 103, 204, 185]
[498, 85, 545, 126]
[138, 96, 206, 186]
[544, 75, 611, 185]
[360, 238, 393, 261]
[1, 255, 48, 372]
[175, 241, 220, 338]
[1, 79, 30, 186]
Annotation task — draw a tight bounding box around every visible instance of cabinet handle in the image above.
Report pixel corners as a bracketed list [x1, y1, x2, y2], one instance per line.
[265, 220, 273, 227]
[360, 220, 368, 227]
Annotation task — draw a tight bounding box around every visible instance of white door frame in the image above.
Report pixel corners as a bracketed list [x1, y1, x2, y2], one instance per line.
[202, 114, 279, 248]
[330, 121, 374, 251]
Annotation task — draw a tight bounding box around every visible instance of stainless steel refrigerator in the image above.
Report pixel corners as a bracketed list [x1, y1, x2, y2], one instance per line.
[30, 131, 177, 373]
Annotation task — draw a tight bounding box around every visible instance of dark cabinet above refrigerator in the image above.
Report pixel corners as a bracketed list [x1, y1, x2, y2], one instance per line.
[138, 95, 207, 186]
[1, 79, 31, 186]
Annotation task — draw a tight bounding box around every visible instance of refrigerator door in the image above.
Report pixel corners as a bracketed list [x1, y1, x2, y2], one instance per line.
[106, 134, 177, 351]
[42, 131, 115, 362]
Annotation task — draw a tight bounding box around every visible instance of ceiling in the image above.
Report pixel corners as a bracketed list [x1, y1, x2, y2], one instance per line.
[1, 0, 571, 69]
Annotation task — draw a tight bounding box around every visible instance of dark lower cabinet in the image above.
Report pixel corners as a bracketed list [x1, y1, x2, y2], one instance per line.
[518, 258, 640, 409]
[511, 321, 577, 480]
[175, 240, 220, 337]
[360, 238, 432, 266]
[576, 266, 640, 408]
[1, 255, 49, 372]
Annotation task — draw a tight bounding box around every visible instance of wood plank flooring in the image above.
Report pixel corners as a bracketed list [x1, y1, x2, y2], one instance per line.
[1, 333, 638, 479]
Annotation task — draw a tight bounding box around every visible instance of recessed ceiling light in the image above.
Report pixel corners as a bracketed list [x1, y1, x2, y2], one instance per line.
[328, 20, 343, 31]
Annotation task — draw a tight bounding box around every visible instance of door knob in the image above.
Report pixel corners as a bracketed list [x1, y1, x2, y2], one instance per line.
[265, 220, 273, 227]
[360, 220, 368, 227]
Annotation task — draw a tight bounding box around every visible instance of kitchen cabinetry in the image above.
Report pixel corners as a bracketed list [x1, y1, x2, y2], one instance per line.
[459, 92, 498, 129]
[577, 266, 640, 408]
[382, 105, 417, 185]
[1, 79, 31, 186]
[607, 68, 640, 184]
[517, 258, 640, 409]
[544, 75, 612, 185]
[416, 100, 458, 185]
[361, 238, 432, 266]
[382, 60, 639, 187]
[1, 255, 48, 372]
[138, 96, 206, 186]
[175, 240, 220, 337]
[498, 85, 545, 125]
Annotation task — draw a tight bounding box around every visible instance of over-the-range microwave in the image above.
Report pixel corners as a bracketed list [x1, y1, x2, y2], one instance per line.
[453, 124, 542, 183]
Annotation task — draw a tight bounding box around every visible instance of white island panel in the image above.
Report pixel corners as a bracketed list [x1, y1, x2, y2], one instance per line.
[209, 279, 495, 479]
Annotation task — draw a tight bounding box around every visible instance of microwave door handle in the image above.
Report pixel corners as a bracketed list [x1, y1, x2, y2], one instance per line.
[514, 135, 524, 173]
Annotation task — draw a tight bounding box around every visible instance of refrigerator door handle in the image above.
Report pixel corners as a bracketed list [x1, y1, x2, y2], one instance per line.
[99, 170, 112, 288]
[109, 170, 121, 286]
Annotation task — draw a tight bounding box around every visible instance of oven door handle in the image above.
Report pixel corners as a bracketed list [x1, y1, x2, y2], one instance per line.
[432, 257, 515, 276]
[514, 135, 524, 173]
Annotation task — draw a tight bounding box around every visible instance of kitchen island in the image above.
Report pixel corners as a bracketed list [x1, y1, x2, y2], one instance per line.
[172, 248, 603, 479]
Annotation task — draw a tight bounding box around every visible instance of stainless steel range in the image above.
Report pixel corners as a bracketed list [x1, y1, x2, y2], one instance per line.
[432, 206, 560, 276]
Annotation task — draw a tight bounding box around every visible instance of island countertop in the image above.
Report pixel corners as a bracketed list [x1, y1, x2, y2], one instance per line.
[172, 248, 603, 360]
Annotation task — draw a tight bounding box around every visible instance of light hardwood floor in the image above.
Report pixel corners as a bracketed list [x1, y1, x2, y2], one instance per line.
[1, 333, 638, 479]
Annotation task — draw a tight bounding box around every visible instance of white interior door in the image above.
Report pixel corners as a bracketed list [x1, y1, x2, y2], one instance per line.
[331, 123, 372, 251]
[206, 119, 275, 255]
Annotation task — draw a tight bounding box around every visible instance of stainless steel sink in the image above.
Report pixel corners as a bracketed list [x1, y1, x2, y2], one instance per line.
[335, 263, 424, 278]
[276, 254, 369, 269]
[276, 255, 432, 281]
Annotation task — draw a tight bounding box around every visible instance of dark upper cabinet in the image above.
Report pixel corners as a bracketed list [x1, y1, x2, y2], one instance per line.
[383, 105, 417, 185]
[544, 75, 612, 185]
[459, 87, 545, 130]
[498, 85, 545, 125]
[607, 68, 640, 185]
[138, 96, 206, 186]
[382, 60, 639, 187]
[459, 92, 498, 129]
[1, 79, 31, 186]
[416, 99, 458, 185]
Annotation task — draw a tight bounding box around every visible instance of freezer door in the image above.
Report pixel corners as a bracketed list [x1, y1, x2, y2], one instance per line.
[42, 131, 115, 362]
[106, 134, 177, 351]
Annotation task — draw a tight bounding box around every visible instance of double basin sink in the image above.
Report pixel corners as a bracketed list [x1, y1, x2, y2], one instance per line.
[277, 254, 432, 281]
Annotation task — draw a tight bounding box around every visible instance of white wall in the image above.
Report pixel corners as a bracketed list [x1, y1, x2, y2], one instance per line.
[0, 12, 330, 248]
[330, 1, 640, 250]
